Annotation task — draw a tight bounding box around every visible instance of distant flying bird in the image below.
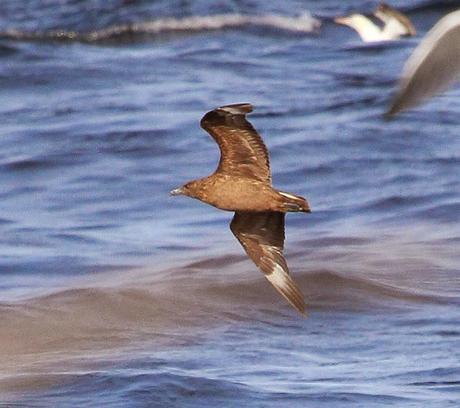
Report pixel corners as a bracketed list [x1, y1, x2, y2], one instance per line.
[374, 3, 416, 38]
[335, 2, 415, 43]
[170, 103, 310, 315]
[386, 9, 460, 117]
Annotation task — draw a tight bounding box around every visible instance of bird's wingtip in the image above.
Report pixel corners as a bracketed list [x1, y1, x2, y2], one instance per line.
[217, 103, 253, 115]
[200, 103, 254, 129]
[265, 264, 307, 317]
[384, 96, 405, 119]
[383, 108, 397, 120]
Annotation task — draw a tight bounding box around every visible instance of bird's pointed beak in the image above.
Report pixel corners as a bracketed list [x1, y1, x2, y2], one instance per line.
[334, 16, 350, 26]
[170, 187, 183, 196]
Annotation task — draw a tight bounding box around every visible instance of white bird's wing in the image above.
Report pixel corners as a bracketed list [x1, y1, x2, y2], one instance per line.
[386, 9, 460, 117]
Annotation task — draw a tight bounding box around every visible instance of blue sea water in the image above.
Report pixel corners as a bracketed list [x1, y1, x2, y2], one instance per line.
[0, 0, 459, 406]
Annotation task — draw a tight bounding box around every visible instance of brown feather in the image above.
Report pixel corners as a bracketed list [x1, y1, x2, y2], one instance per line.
[230, 211, 306, 315]
[200, 103, 272, 184]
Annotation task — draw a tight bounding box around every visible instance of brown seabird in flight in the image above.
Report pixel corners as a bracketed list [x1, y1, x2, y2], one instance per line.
[170, 103, 310, 315]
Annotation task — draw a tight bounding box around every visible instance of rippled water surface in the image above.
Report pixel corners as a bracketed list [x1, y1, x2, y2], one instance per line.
[0, 0, 459, 406]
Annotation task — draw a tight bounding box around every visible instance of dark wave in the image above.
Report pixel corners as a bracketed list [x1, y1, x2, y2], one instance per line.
[1, 262, 454, 399]
[359, 194, 436, 212]
[407, 1, 459, 13]
[0, 263, 451, 360]
[0, 43, 18, 56]
[16, 371, 256, 407]
[203, 268, 454, 312]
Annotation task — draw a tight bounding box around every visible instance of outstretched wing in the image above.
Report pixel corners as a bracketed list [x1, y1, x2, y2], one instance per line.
[376, 3, 416, 36]
[386, 10, 460, 117]
[200, 103, 271, 183]
[230, 211, 306, 315]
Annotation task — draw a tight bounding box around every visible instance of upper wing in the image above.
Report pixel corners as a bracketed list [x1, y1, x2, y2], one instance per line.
[230, 211, 306, 315]
[200, 103, 271, 183]
[376, 3, 416, 36]
[386, 10, 460, 117]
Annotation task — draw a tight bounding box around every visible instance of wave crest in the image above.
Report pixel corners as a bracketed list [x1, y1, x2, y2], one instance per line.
[0, 13, 321, 42]
[0, 266, 448, 358]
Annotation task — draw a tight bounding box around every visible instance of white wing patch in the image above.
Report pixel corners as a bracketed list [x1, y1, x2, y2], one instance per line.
[264, 258, 306, 315]
[266, 262, 289, 289]
[279, 191, 298, 200]
[217, 103, 253, 115]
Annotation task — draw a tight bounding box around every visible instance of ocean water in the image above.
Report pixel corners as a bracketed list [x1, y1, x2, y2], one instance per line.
[0, 0, 459, 406]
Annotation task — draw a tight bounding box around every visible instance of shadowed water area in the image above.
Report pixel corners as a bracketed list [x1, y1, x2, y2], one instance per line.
[0, 0, 459, 406]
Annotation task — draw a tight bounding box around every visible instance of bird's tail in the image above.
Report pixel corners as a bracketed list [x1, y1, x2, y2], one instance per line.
[277, 191, 311, 213]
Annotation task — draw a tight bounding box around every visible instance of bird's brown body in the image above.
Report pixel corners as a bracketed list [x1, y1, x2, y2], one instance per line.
[171, 103, 310, 315]
[183, 174, 309, 213]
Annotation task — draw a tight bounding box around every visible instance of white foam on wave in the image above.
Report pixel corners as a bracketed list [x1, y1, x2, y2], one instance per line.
[0, 12, 321, 41]
[112, 12, 321, 36]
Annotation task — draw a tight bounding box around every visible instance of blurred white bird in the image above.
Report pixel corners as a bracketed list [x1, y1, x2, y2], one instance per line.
[386, 9, 460, 117]
[335, 3, 415, 43]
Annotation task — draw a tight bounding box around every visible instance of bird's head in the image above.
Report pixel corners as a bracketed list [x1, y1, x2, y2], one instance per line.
[170, 180, 201, 198]
[334, 14, 370, 30]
